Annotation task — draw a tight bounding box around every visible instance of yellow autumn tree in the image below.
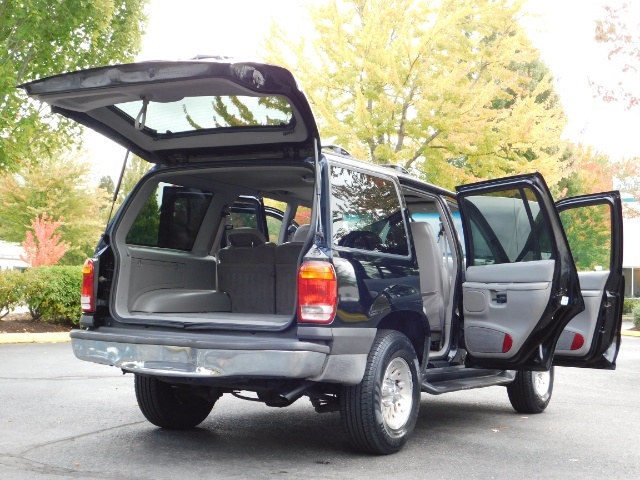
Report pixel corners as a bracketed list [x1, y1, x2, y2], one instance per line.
[264, 0, 567, 189]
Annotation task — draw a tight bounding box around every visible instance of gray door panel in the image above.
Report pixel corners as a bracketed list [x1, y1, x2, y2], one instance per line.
[462, 260, 554, 359]
[554, 192, 624, 369]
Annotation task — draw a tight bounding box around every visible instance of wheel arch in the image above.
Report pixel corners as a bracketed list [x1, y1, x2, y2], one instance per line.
[376, 310, 430, 364]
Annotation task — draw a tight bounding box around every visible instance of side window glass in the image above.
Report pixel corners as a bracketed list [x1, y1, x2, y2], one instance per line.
[126, 184, 213, 251]
[559, 203, 611, 271]
[461, 187, 553, 266]
[230, 201, 259, 229]
[265, 210, 283, 243]
[330, 166, 408, 256]
[294, 206, 312, 226]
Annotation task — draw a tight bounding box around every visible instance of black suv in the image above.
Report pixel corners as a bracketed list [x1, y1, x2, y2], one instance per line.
[22, 59, 624, 455]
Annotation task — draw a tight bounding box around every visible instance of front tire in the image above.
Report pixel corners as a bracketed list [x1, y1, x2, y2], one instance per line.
[135, 375, 216, 429]
[340, 330, 421, 455]
[507, 367, 554, 414]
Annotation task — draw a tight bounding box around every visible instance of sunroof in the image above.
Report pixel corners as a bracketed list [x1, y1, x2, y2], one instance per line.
[116, 95, 294, 134]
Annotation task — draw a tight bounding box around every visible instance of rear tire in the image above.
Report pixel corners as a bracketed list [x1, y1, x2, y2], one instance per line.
[340, 330, 421, 455]
[507, 367, 554, 414]
[135, 375, 216, 429]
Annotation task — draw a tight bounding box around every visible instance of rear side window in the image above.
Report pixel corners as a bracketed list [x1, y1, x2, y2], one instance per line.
[330, 166, 408, 256]
[559, 203, 612, 271]
[461, 188, 553, 265]
[126, 184, 213, 251]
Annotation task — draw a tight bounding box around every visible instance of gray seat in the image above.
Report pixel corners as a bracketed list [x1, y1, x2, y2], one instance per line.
[292, 224, 310, 242]
[218, 228, 276, 314]
[274, 224, 310, 314]
[410, 222, 445, 332]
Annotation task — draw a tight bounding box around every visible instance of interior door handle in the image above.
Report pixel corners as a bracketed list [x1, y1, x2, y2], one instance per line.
[495, 293, 507, 304]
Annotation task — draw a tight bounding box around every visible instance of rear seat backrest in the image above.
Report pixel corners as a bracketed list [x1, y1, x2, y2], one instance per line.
[410, 222, 445, 331]
[274, 224, 310, 315]
[218, 228, 276, 314]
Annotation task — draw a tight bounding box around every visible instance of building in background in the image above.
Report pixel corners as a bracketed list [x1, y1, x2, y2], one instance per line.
[622, 214, 639, 298]
[0, 240, 28, 272]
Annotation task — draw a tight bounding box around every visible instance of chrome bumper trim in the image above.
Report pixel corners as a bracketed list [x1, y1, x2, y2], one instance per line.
[71, 338, 327, 378]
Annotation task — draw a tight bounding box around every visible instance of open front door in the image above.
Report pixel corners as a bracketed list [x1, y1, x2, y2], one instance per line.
[553, 192, 624, 369]
[456, 173, 583, 370]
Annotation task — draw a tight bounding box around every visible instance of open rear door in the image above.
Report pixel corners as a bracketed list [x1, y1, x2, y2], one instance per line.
[553, 192, 624, 369]
[456, 173, 583, 370]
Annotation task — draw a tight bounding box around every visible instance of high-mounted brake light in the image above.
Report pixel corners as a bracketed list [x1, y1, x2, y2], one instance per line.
[297, 261, 337, 324]
[81, 258, 95, 313]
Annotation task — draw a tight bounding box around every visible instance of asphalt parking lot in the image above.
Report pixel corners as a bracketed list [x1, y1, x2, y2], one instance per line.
[1, 337, 639, 480]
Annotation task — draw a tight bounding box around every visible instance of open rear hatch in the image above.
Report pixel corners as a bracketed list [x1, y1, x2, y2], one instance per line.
[20, 58, 320, 164]
[21, 59, 321, 331]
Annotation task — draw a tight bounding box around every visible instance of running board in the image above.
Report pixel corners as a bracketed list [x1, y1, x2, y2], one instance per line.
[422, 366, 515, 395]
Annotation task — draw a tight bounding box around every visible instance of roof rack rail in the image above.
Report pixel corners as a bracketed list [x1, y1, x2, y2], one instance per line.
[381, 164, 409, 175]
[322, 144, 354, 158]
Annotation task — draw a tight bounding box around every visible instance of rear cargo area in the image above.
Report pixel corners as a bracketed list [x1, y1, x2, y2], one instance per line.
[108, 162, 316, 330]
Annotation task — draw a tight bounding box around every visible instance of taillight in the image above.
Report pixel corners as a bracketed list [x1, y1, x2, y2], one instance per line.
[297, 261, 337, 323]
[81, 258, 95, 313]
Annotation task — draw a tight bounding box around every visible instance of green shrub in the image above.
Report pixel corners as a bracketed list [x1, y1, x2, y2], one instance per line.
[623, 298, 640, 315]
[0, 269, 24, 318]
[21, 266, 82, 325]
[634, 303, 640, 329]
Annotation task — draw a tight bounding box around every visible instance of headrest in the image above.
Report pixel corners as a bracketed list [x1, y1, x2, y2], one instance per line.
[227, 228, 266, 247]
[292, 224, 311, 242]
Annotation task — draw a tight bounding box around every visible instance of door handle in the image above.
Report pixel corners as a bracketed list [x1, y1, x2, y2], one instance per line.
[495, 293, 507, 304]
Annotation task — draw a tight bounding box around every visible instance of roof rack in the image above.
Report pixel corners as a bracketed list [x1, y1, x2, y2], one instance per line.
[381, 164, 409, 175]
[322, 144, 354, 158]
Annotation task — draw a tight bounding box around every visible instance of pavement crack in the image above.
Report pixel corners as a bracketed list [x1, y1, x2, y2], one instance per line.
[18, 421, 145, 456]
[0, 453, 148, 479]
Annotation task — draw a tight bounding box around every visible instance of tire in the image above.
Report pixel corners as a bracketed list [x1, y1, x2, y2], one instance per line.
[507, 366, 554, 414]
[340, 330, 421, 455]
[135, 375, 216, 429]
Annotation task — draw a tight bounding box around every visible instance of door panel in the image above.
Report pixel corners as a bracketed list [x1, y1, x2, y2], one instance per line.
[456, 174, 583, 370]
[463, 260, 554, 359]
[555, 271, 608, 357]
[554, 192, 624, 369]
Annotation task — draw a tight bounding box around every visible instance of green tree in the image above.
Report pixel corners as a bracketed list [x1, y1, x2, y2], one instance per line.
[554, 145, 613, 199]
[125, 191, 159, 246]
[553, 145, 614, 271]
[264, 0, 567, 189]
[559, 204, 611, 272]
[115, 155, 153, 209]
[0, 155, 111, 264]
[99, 176, 115, 196]
[0, 0, 148, 171]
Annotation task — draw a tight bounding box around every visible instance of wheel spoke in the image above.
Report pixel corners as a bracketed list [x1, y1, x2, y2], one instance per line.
[380, 357, 413, 430]
[533, 370, 551, 397]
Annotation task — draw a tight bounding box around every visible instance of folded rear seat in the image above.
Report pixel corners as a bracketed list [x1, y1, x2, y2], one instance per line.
[218, 228, 276, 314]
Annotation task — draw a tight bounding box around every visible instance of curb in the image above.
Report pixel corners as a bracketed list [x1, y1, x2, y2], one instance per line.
[0, 332, 70, 345]
[622, 330, 640, 338]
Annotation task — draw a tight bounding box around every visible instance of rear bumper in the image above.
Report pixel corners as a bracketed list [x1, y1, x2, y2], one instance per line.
[70, 327, 375, 385]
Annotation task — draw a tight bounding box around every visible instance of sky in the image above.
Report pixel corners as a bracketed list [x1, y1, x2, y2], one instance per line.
[85, 0, 640, 185]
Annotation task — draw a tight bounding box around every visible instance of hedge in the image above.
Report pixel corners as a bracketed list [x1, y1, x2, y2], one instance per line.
[634, 303, 640, 329]
[0, 269, 23, 318]
[0, 266, 82, 325]
[623, 297, 640, 315]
